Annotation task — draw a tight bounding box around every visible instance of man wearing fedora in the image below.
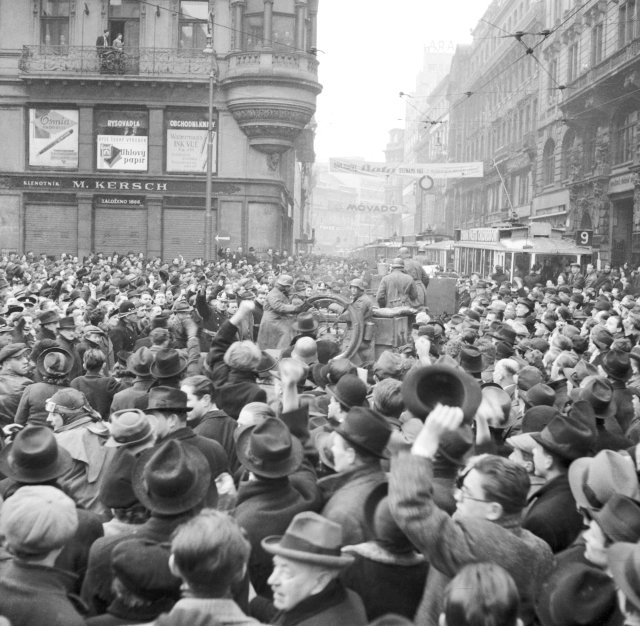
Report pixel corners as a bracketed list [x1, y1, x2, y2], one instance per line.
[110, 347, 155, 412]
[253, 511, 367, 625]
[109, 301, 140, 358]
[56, 315, 83, 380]
[600, 348, 635, 434]
[70, 348, 122, 420]
[389, 404, 554, 626]
[375, 258, 418, 309]
[517, 401, 597, 553]
[36, 309, 60, 342]
[319, 406, 391, 546]
[81, 439, 213, 615]
[0, 342, 32, 425]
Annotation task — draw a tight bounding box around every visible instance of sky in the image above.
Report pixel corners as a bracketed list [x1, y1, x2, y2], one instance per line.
[314, 1, 491, 163]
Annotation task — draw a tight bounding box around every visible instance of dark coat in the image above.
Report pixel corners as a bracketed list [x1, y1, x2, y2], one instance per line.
[0, 373, 32, 426]
[109, 320, 138, 357]
[235, 406, 322, 597]
[610, 378, 635, 433]
[191, 409, 239, 474]
[389, 453, 555, 626]
[0, 559, 85, 626]
[56, 335, 83, 381]
[161, 426, 229, 479]
[523, 473, 583, 553]
[85, 596, 175, 625]
[375, 269, 418, 308]
[109, 378, 154, 412]
[71, 374, 122, 419]
[14, 380, 66, 426]
[81, 515, 190, 616]
[340, 544, 428, 621]
[319, 463, 387, 546]
[271, 580, 367, 626]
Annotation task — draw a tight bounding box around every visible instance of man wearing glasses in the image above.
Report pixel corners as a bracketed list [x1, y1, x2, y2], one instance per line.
[389, 404, 554, 626]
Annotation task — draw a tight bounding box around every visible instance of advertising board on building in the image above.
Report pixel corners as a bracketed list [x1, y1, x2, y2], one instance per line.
[28, 108, 78, 169]
[165, 109, 216, 174]
[96, 110, 148, 172]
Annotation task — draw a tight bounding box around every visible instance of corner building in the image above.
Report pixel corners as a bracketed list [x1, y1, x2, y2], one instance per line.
[0, 0, 321, 259]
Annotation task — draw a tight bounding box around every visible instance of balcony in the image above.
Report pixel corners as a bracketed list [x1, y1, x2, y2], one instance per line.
[19, 45, 215, 81]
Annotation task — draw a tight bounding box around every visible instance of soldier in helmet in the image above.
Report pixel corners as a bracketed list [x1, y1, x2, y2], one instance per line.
[257, 274, 300, 350]
[376, 258, 418, 309]
[348, 279, 375, 365]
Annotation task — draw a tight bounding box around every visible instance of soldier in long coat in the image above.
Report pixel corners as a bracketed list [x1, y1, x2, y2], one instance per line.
[257, 275, 299, 350]
[376, 258, 418, 308]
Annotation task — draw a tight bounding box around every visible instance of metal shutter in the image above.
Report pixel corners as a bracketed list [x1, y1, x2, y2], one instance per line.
[25, 204, 78, 255]
[94, 208, 148, 255]
[162, 208, 215, 261]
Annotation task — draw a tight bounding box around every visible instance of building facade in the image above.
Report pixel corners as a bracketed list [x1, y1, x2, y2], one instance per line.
[0, 0, 321, 260]
[445, 0, 543, 235]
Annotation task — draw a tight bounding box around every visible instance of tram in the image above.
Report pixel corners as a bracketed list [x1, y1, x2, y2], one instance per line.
[351, 231, 451, 266]
[454, 222, 593, 280]
[415, 240, 455, 271]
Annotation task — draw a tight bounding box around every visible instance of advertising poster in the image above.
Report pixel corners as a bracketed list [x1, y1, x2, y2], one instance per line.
[96, 110, 148, 171]
[28, 109, 79, 169]
[165, 109, 216, 173]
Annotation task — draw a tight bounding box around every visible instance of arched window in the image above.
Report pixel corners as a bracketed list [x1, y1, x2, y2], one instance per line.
[543, 139, 556, 186]
[614, 106, 639, 164]
[561, 129, 576, 180]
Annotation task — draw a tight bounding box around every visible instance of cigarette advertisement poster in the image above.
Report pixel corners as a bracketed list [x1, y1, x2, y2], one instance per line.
[165, 109, 216, 173]
[28, 109, 79, 169]
[96, 110, 148, 172]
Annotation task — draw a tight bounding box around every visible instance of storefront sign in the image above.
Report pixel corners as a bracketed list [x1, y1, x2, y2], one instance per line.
[2, 175, 240, 195]
[28, 108, 78, 169]
[95, 195, 145, 207]
[96, 110, 148, 172]
[460, 228, 500, 243]
[609, 173, 636, 194]
[165, 109, 216, 174]
[344, 203, 410, 214]
[329, 158, 484, 179]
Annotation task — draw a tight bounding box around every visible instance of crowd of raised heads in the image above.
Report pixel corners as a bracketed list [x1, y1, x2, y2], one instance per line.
[0, 248, 639, 625]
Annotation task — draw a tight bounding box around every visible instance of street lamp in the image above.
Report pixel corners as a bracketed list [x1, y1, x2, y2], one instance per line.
[203, 16, 219, 261]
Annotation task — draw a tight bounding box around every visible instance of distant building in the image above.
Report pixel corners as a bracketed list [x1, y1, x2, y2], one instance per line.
[0, 0, 321, 259]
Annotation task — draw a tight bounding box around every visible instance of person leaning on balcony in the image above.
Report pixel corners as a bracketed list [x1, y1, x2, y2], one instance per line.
[113, 34, 123, 52]
[96, 28, 110, 51]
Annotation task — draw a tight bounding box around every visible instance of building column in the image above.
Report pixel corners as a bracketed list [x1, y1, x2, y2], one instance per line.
[263, 0, 273, 49]
[231, 0, 245, 51]
[295, 0, 307, 51]
[77, 193, 93, 260]
[147, 197, 162, 258]
[308, 0, 318, 50]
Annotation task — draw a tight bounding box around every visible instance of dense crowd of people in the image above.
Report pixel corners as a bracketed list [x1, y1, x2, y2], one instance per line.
[0, 246, 638, 625]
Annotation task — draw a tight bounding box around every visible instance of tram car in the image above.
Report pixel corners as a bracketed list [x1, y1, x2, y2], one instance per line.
[453, 222, 593, 280]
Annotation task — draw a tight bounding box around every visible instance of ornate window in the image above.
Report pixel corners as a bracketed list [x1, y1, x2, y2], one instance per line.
[40, 0, 69, 46]
[543, 139, 556, 186]
[178, 1, 209, 50]
[591, 20, 604, 66]
[614, 107, 638, 164]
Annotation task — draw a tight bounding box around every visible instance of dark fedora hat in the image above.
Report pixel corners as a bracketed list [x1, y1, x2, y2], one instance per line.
[524, 383, 555, 408]
[402, 364, 482, 425]
[458, 345, 483, 374]
[436, 423, 474, 466]
[236, 417, 303, 479]
[563, 360, 598, 387]
[334, 406, 392, 459]
[99, 449, 139, 509]
[536, 562, 616, 626]
[601, 348, 632, 381]
[292, 311, 319, 334]
[58, 316, 76, 330]
[150, 349, 187, 379]
[531, 400, 596, 461]
[146, 386, 188, 413]
[490, 325, 517, 346]
[0, 426, 72, 483]
[575, 376, 616, 418]
[132, 439, 212, 515]
[126, 347, 154, 378]
[171, 300, 192, 313]
[593, 494, 640, 543]
[327, 374, 368, 409]
[262, 511, 354, 567]
[36, 346, 74, 378]
[37, 309, 59, 325]
[0, 343, 29, 365]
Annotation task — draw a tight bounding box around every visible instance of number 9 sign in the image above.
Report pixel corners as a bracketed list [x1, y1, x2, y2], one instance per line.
[575, 230, 592, 246]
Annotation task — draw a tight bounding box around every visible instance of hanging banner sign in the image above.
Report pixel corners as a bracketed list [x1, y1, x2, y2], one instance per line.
[28, 109, 79, 169]
[329, 158, 484, 178]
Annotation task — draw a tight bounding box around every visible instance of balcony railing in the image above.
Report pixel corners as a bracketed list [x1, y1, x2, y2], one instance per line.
[18, 45, 320, 80]
[19, 45, 215, 77]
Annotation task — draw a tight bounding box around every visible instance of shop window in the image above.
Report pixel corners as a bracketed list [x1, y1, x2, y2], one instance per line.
[40, 0, 69, 47]
[614, 108, 638, 164]
[543, 139, 556, 186]
[178, 1, 209, 50]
